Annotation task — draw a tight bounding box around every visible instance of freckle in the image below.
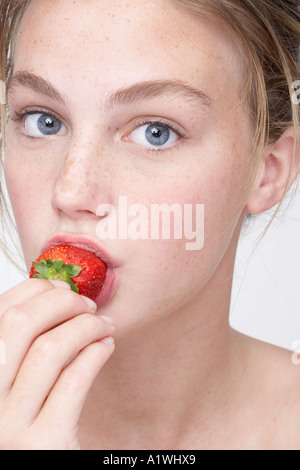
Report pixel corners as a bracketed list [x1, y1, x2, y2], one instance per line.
[105, 36, 110, 41]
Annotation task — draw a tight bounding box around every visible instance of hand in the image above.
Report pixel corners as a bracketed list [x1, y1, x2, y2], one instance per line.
[0, 279, 115, 449]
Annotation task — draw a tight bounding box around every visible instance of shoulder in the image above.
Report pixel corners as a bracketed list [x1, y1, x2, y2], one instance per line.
[245, 336, 300, 449]
[245, 336, 300, 394]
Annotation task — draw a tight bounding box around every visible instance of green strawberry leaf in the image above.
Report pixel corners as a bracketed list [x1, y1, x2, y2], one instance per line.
[53, 260, 64, 272]
[64, 264, 83, 277]
[32, 273, 46, 279]
[32, 259, 83, 293]
[33, 261, 52, 276]
[69, 279, 79, 293]
[72, 266, 83, 277]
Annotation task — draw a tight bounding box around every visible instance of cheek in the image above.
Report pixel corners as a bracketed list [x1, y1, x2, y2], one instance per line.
[4, 151, 33, 223]
[3, 135, 53, 262]
[119, 159, 246, 314]
[4, 123, 58, 213]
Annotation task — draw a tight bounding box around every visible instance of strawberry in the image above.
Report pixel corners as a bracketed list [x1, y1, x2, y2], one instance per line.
[29, 244, 107, 300]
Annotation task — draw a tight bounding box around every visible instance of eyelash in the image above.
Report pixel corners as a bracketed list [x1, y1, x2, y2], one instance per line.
[129, 119, 186, 154]
[9, 107, 61, 140]
[9, 108, 187, 153]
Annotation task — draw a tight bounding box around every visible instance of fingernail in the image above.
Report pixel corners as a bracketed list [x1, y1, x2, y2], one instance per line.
[81, 295, 97, 311]
[49, 280, 71, 289]
[100, 336, 115, 345]
[99, 315, 115, 325]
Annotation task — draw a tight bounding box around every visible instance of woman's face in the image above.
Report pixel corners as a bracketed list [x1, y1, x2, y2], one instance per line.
[5, 0, 253, 330]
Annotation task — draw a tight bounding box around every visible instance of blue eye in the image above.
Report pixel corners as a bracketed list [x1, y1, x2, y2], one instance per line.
[129, 121, 180, 150]
[145, 124, 170, 146]
[24, 113, 67, 137]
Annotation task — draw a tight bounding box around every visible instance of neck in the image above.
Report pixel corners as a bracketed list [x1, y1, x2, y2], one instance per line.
[79, 226, 247, 449]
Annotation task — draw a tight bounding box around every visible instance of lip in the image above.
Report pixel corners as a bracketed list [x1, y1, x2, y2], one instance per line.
[41, 232, 122, 308]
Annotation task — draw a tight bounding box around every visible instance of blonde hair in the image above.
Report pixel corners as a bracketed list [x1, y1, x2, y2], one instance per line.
[0, 0, 300, 256]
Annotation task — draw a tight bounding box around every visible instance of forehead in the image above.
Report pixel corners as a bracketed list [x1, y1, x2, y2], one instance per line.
[13, 0, 245, 106]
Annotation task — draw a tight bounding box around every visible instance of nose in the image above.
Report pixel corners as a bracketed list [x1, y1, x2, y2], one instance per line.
[52, 135, 113, 221]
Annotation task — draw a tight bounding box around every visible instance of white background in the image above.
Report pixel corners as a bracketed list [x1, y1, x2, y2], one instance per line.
[0, 184, 300, 352]
[231, 184, 300, 351]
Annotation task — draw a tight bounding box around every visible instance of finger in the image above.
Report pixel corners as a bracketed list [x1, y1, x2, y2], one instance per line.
[4, 315, 115, 423]
[35, 339, 115, 433]
[0, 286, 97, 398]
[0, 278, 59, 316]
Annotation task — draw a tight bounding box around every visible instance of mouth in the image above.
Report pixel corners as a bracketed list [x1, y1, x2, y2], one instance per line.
[41, 232, 122, 308]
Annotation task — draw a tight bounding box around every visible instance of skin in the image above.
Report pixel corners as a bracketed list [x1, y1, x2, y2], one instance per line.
[1, 0, 300, 450]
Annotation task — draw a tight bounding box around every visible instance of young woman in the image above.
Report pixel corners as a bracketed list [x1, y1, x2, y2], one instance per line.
[0, 0, 299, 450]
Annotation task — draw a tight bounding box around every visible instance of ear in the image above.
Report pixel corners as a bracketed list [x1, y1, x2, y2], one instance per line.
[246, 127, 300, 215]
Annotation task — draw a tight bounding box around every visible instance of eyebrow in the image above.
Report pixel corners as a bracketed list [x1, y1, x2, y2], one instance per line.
[7, 71, 212, 111]
[7, 71, 66, 106]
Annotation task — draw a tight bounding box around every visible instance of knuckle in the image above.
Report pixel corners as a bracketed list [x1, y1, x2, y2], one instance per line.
[1, 306, 30, 335]
[0, 279, 53, 319]
[32, 334, 58, 357]
[59, 368, 86, 394]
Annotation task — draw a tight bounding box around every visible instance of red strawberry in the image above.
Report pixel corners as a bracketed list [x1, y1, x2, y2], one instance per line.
[29, 244, 107, 300]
